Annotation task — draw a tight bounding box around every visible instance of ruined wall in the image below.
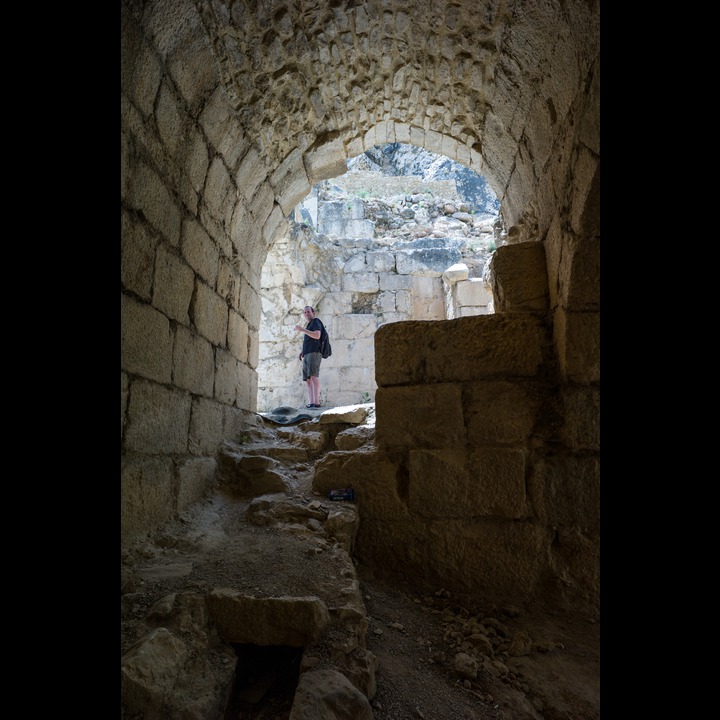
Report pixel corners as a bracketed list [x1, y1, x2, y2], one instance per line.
[121, 0, 276, 539]
[314, 242, 599, 614]
[121, 0, 600, 615]
[258, 183, 495, 412]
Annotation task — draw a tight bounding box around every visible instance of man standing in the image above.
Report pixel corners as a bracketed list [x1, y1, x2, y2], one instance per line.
[295, 305, 323, 408]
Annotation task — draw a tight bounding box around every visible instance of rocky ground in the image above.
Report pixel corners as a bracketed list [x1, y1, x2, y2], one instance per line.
[121, 408, 599, 720]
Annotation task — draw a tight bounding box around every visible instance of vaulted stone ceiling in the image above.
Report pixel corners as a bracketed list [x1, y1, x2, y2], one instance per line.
[193, 0, 599, 233]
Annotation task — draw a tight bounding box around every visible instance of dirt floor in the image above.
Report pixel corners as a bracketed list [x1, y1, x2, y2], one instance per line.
[121, 415, 599, 720]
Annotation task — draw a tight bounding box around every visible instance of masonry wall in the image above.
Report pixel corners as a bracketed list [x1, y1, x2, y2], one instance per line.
[313, 243, 599, 615]
[121, 3, 276, 541]
[121, 0, 600, 613]
[257, 184, 494, 412]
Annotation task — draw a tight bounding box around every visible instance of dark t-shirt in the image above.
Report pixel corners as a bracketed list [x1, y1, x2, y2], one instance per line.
[302, 318, 322, 355]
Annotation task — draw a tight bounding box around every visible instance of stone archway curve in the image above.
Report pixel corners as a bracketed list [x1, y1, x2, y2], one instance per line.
[261, 123, 497, 254]
[121, 0, 599, 556]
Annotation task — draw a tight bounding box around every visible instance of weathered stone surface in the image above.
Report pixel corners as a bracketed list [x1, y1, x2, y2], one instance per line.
[490, 241, 549, 314]
[444, 262, 469, 282]
[121, 0, 600, 648]
[121, 594, 237, 720]
[313, 448, 410, 521]
[375, 314, 547, 386]
[123, 380, 192, 454]
[396, 246, 462, 276]
[528, 455, 600, 531]
[206, 591, 331, 646]
[318, 403, 372, 425]
[464, 381, 543, 445]
[335, 425, 374, 450]
[407, 447, 528, 519]
[288, 668, 373, 720]
[375, 384, 465, 450]
[216, 446, 292, 497]
[270, 149, 312, 216]
[173, 324, 215, 397]
[121, 294, 173, 384]
[303, 135, 348, 185]
[121, 457, 175, 539]
[121, 628, 188, 715]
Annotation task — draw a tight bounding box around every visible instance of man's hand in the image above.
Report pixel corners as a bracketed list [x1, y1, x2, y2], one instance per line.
[299, 352, 303, 361]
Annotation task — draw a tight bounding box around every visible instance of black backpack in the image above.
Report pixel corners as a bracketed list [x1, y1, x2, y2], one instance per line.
[319, 321, 332, 359]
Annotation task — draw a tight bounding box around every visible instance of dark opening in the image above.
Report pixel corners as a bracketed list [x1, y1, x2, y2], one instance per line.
[224, 643, 303, 720]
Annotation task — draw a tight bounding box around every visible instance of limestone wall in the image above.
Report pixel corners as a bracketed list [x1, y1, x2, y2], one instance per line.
[121, 1, 275, 541]
[313, 246, 599, 614]
[257, 187, 494, 412]
[121, 0, 600, 616]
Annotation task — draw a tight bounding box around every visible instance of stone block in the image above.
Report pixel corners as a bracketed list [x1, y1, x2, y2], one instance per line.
[124, 380, 192, 454]
[290, 669, 373, 720]
[217, 256, 240, 308]
[184, 126, 210, 196]
[228, 310, 249, 363]
[121, 294, 173, 384]
[121, 627, 186, 715]
[121, 210, 156, 301]
[155, 82, 185, 157]
[270, 148, 311, 216]
[560, 232, 600, 310]
[236, 361, 258, 412]
[411, 276, 445, 319]
[182, 219, 219, 288]
[570, 146, 600, 238]
[129, 161, 181, 247]
[406, 447, 527, 519]
[375, 314, 546, 386]
[366, 250, 395, 272]
[173, 325, 215, 397]
[553, 308, 599, 384]
[438, 520, 549, 601]
[192, 282, 228, 347]
[303, 135, 348, 184]
[262, 204, 287, 248]
[443, 263, 469, 283]
[204, 157, 236, 227]
[528, 455, 600, 530]
[215, 349, 239, 405]
[342, 273, 379, 293]
[206, 591, 331, 646]
[236, 146, 268, 203]
[396, 247, 462, 276]
[189, 397, 225, 455]
[379, 274, 411, 291]
[199, 87, 249, 170]
[152, 244, 194, 324]
[490, 241, 549, 313]
[464, 381, 542, 445]
[313, 448, 409, 521]
[375, 384, 464, 450]
[121, 457, 175, 540]
[456, 278, 491, 306]
[123, 38, 161, 115]
[558, 385, 599, 451]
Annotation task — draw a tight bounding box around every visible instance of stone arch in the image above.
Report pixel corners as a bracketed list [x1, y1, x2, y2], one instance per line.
[257, 142, 499, 412]
[121, 0, 599, 612]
